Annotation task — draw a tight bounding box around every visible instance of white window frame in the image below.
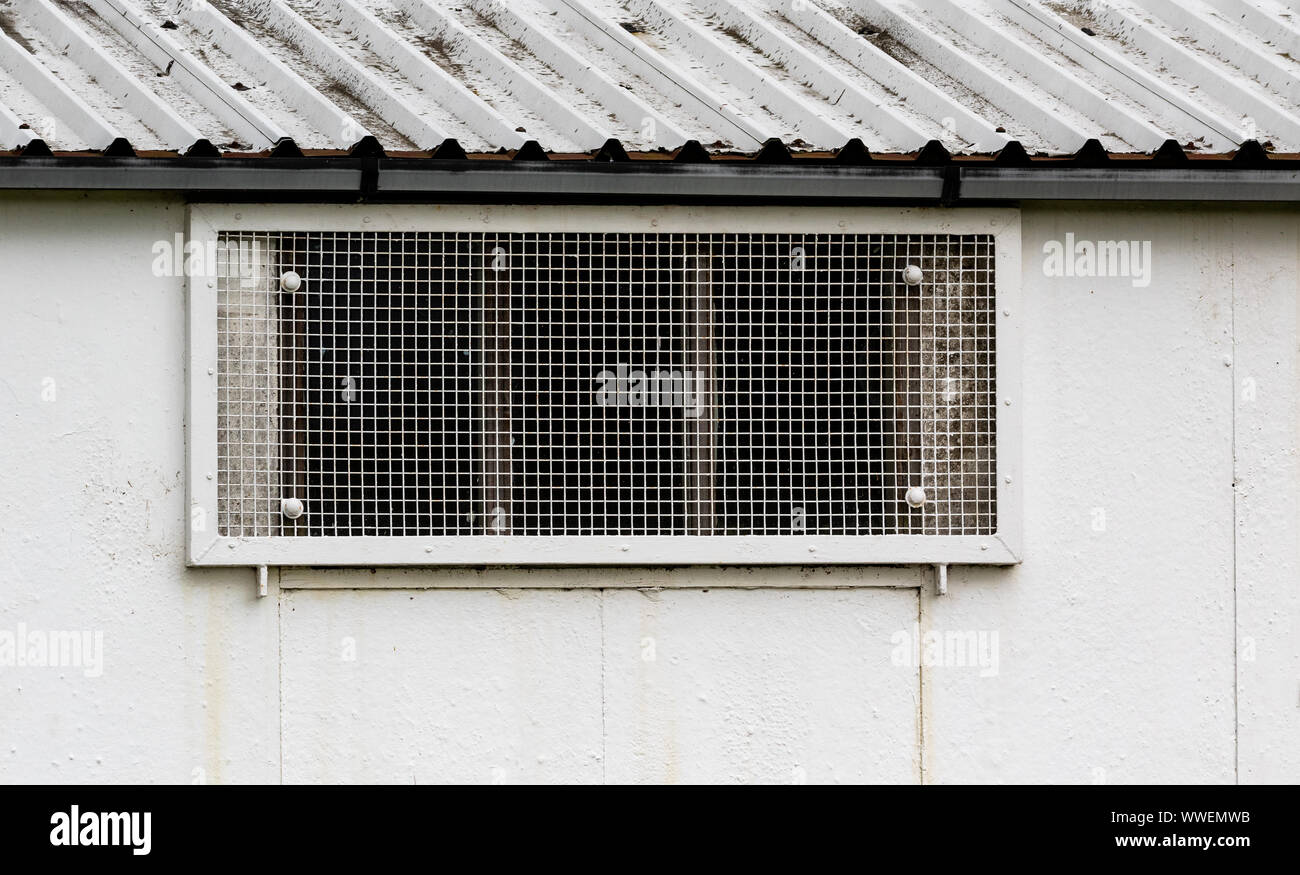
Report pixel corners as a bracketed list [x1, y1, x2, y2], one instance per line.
[187, 203, 1022, 567]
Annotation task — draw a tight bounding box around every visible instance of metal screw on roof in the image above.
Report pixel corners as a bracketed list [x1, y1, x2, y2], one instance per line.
[281, 497, 305, 520]
[279, 270, 302, 293]
[902, 264, 924, 286]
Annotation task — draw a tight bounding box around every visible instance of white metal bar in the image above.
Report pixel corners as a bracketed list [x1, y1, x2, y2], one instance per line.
[0, 27, 118, 149]
[240, 0, 452, 149]
[848, 0, 1094, 149]
[187, 205, 222, 566]
[281, 565, 923, 588]
[625, 0, 856, 147]
[1086, 0, 1300, 145]
[26, 0, 203, 149]
[1133, 0, 1298, 95]
[928, 0, 1168, 150]
[0, 97, 34, 149]
[195, 534, 1023, 567]
[998, 0, 1244, 149]
[461, 0, 693, 149]
[551, 0, 770, 148]
[784, 1, 1010, 151]
[316, 0, 526, 148]
[86, 0, 287, 148]
[390, 0, 607, 149]
[191, 200, 1020, 235]
[181, 1, 369, 148]
[682, 0, 932, 149]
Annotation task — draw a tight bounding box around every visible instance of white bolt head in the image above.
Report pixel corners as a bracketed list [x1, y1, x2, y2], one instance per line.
[901, 264, 924, 286]
[905, 486, 927, 508]
[281, 497, 305, 520]
[279, 270, 302, 293]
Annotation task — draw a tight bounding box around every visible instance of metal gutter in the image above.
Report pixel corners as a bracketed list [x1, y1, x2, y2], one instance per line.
[0, 154, 1298, 203]
[959, 167, 1300, 201]
[0, 157, 362, 192]
[376, 162, 947, 201]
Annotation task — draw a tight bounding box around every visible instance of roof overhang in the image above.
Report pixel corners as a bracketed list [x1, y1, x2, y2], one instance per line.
[1, 153, 1298, 204]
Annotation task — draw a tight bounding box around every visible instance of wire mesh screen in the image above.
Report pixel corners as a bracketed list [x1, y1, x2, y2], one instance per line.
[215, 231, 996, 539]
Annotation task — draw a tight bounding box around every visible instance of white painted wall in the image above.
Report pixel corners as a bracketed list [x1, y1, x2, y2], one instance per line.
[0, 194, 1294, 784]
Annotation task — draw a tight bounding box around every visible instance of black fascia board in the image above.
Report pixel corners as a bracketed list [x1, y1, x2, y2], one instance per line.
[0, 154, 1297, 203]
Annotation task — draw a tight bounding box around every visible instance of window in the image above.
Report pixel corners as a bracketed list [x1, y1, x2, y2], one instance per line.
[188, 206, 1020, 566]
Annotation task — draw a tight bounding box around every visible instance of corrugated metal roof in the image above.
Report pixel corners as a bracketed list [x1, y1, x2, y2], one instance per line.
[0, 0, 1296, 157]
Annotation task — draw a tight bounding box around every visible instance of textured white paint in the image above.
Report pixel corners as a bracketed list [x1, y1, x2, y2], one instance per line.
[280, 588, 604, 784]
[1231, 210, 1300, 783]
[0, 194, 279, 784]
[923, 205, 1242, 783]
[601, 588, 920, 784]
[0, 194, 1296, 784]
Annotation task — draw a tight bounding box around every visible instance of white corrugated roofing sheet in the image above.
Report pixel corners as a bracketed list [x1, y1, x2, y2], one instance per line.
[0, 0, 1295, 155]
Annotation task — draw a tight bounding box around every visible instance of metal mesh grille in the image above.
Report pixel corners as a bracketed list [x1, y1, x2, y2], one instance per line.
[215, 231, 996, 539]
